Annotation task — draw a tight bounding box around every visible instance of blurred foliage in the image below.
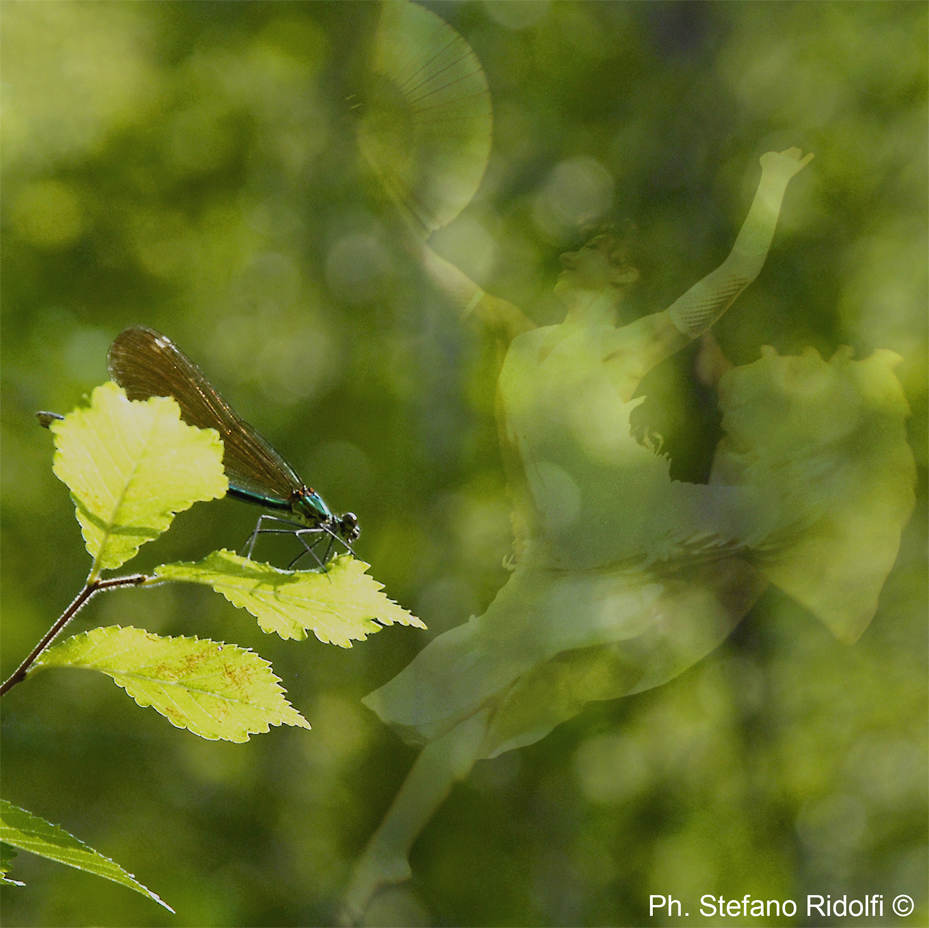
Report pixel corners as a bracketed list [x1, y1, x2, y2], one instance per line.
[1, 2, 925, 925]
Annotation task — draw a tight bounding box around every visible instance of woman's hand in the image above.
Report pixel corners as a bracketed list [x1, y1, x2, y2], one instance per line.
[759, 147, 814, 182]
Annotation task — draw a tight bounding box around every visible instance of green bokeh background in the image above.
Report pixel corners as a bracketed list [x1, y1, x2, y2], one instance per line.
[1, 2, 925, 926]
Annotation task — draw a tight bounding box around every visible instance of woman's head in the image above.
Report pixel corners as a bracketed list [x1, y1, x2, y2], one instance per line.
[555, 221, 640, 297]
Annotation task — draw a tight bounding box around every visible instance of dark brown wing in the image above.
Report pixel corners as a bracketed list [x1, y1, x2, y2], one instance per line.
[106, 325, 305, 505]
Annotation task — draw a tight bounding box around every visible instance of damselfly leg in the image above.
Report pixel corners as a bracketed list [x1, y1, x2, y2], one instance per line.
[242, 514, 355, 570]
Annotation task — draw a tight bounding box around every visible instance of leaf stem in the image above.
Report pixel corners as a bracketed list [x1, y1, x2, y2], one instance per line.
[0, 574, 148, 697]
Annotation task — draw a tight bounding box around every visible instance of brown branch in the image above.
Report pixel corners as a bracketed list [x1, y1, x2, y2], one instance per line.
[0, 574, 149, 697]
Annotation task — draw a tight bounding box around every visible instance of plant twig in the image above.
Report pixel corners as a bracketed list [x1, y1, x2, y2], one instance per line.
[0, 574, 149, 697]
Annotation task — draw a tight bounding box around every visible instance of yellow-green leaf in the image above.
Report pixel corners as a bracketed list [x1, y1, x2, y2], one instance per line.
[155, 550, 425, 646]
[34, 626, 310, 742]
[0, 800, 173, 911]
[1, 841, 24, 886]
[51, 381, 228, 574]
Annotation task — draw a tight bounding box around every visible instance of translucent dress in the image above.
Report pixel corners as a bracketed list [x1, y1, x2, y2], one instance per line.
[364, 324, 915, 759]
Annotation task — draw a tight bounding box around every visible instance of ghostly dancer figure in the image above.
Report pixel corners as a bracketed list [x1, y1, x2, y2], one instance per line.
[343, 147, 915, 920]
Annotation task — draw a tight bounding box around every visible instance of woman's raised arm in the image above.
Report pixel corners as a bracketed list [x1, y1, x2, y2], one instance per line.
[413, 236, 536, 344]
[608, 148, 813, 390]
[667, 148, 813, 339]
[416, 238, 536, 345]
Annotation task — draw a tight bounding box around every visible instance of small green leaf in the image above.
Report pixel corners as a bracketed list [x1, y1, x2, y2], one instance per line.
[34, 626, 310, 742]
[155, 550, 425, 646]
[0, 800, 173, 910]
[51, 381, 228, 574]
[1, 841, 25, 886]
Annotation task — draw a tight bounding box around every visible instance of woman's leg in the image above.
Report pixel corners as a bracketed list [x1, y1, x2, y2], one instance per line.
[342, 709, 491, 923]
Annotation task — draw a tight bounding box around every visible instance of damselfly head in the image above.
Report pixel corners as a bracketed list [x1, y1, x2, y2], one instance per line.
[338, 511, 361, 544]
